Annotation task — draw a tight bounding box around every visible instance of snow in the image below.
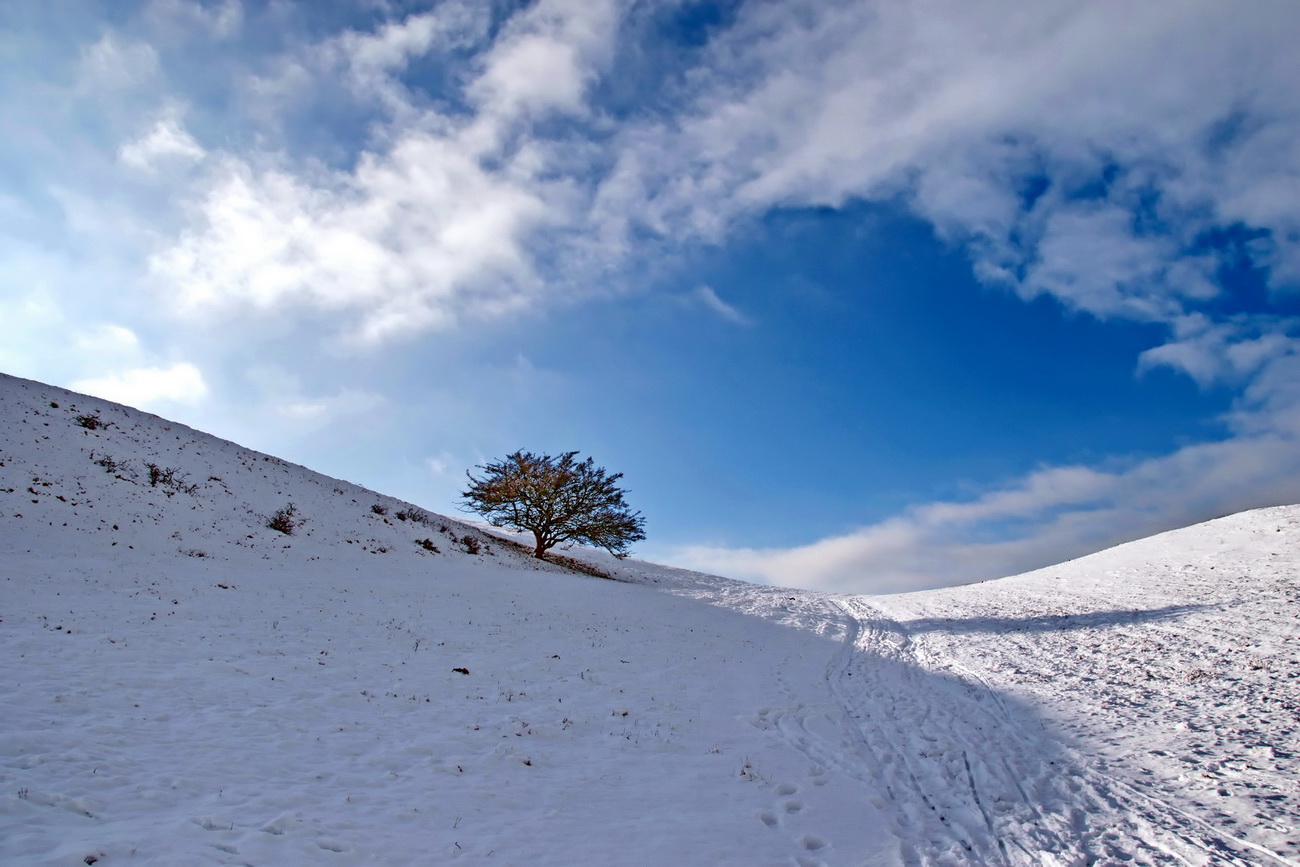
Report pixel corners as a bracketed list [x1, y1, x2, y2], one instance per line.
[873, 510, 1300, 863]
[1, 370, 1297, 865]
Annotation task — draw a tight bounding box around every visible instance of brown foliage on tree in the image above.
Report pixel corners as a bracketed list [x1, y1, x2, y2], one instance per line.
[460, 450, 645, 560]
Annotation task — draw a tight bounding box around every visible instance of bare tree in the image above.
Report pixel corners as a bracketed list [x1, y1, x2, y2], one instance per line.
[460, 450, 646, 560]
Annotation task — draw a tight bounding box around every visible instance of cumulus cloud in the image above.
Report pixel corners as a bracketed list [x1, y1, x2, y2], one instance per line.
[149, 0, 622, 343]
[1138, 315, 1298, 388]
[468, 0, 616, 123]
[601, 1, 1300, 325]
[73, 362, 208, 409]
[153, 139, 552, 342]
[119, 113, 206, 171]
[145, 1, 1299, 355]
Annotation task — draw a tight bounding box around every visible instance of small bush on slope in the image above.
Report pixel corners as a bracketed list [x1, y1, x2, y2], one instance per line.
[266, 503, 299, 535]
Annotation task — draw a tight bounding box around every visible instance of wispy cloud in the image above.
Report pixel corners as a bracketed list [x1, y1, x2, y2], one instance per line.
[674, 422, 1300, 594]
[693, 286, 753, 325]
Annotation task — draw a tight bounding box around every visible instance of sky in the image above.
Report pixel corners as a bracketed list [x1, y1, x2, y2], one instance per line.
[3, 0, 1299, 594]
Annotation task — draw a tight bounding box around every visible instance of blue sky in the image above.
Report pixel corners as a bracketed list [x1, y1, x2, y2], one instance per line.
[3, 0, 1299, 592]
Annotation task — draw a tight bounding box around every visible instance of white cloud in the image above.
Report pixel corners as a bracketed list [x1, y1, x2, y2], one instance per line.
[693, 286, 752, 325]
[147, 1, 625, 344]
[240, 365, 386, 428]
[145, 0, 244, 39]
[675, 427, 1300, 594]
[1019, 205, 1199, 321]
[323, 7, 486, 118]
[73, 362, 208, 409]
[470, 0, 616, 123]
[76, 34, 161, 93]
[425, 452, 459, 477]
[600, 0, 1300, 327]
[276, 388, 386, 424]
[153, 136, 553, 342]
[73, 324, 142, 357]
[120, 114, 206, 171]
[1138, 316, 1297, 387]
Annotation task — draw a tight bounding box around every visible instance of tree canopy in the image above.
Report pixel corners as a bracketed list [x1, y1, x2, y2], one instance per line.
[460, 450, 646, 560]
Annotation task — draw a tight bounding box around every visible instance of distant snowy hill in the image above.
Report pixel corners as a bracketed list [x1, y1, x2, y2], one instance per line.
[2, 372, 1297, 866]
[873, 510, 1300, 863]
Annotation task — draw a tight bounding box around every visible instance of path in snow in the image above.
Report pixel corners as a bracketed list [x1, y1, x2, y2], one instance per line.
[607, 550, 1298, 865]
[826, 595, 1292, 865]
[869, 506, 1300, 865]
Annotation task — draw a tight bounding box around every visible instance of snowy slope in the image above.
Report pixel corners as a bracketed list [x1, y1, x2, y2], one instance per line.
[873, 509, 1300, 863]
[2, 371, 1298, 866]
[0, 374, 895, 866]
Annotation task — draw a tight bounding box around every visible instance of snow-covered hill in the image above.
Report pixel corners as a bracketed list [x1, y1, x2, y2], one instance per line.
[2, 372, 1297, 866]
[873, 510, 1300, 863]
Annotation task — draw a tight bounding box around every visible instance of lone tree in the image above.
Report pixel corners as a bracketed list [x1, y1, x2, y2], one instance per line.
[460, 450, 646, 560]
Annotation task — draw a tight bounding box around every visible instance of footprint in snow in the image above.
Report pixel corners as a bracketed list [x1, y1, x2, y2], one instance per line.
[799, 833, 827, 851]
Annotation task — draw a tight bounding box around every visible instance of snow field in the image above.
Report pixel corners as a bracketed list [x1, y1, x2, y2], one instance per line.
[1, 374, 895, 865]
[3, 371, 1299, 865]
[1, 546, 886, 865]
[875, 507, 1300, 863]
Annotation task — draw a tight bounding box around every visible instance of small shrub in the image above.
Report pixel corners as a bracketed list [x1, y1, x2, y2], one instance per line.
[94, 454, 139, 483]
[416, 538, 441, 553]
[95, 455, 124, 473]
[462, 536, 481, 555]
[75, 413, 106, 430]
[395, 507, 432, 525]
[371, 503, 388, 516]
[266, 503, 299, 535]
[145, 463, 198, 496]
[49, 401, 59, 409]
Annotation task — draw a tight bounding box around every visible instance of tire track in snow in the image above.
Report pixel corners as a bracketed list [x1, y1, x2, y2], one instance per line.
[781, 595, 1290, 866]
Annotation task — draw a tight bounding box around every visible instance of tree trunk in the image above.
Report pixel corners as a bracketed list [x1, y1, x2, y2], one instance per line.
[533, 532, 546, 559]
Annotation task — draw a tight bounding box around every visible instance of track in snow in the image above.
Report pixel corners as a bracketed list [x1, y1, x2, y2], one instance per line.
[770, 595, 1293, 866]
